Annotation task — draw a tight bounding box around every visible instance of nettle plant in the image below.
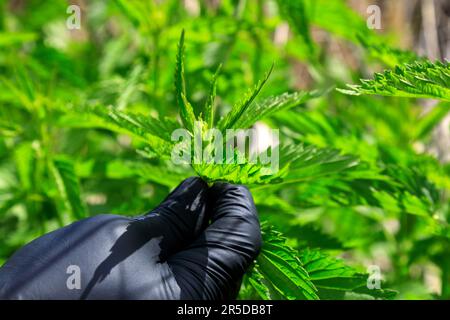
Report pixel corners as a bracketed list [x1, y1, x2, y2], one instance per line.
[171, 30, 341, 186]
[1, 0, 449, 300]
[66, 31, 398, 299]
[172, 32, 392, 299]
[68, 32, 448, 300]
[3, 22, 448, 298]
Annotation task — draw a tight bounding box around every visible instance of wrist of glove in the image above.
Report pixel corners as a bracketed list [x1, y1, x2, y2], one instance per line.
[0, 177, 262, 300]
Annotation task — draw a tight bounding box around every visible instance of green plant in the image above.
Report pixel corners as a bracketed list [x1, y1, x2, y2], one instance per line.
[0, 0, 449, 300]
[338, 61, 450, 101]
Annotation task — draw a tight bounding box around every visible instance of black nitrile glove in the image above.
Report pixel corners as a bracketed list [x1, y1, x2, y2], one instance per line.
[0, 177, 261, 300]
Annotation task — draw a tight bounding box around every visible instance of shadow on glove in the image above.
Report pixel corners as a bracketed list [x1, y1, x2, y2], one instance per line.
[0, 177, 261, 300]
[80, 177, 211, 299]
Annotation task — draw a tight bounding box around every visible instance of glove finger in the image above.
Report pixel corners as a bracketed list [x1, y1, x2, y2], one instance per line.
[135, 177, 210, 259]
[167, 182, 262, 299]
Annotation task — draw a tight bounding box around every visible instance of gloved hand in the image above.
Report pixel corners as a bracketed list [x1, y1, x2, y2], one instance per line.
[0, 177, 261, 300]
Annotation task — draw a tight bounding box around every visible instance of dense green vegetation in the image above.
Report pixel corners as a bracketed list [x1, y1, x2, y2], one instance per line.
[0, 0, 449, 299]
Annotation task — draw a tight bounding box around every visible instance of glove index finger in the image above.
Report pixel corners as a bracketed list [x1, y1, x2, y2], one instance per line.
[208, 182, 258, 222]
[157, 177, 210, 233]
[134, 177, 210, 260]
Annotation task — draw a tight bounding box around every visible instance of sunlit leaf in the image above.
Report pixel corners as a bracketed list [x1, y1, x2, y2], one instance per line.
[338, 61, 450, 101]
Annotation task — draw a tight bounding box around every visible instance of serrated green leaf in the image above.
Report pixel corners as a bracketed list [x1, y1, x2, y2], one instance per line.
[175, 30, 196, 132]
[338, 61, 450, 101]
[299, 249, 397, 299]
[203, 64, 222, 129]
[218, 63, 274, 131]
[249, 223, 319, 300]
[280, 143, 360, 184]
[58, 106, 175, 156]
[233, 90, 321, 129]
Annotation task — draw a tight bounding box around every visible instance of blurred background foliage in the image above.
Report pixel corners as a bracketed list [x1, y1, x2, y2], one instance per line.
[0, 0, 449, 299]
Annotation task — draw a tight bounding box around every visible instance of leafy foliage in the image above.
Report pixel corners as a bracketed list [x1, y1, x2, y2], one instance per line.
[174, 30, 197, 133]
[0, 0, 449, 300]
[280, 144, 359, 184]
[247, 224, 396, 300]
[59, 105, 176, 156]
[50, 156, 87, 220]
[203, 64, 222, 129]
[338, 61, 450, 101]
[232, 91, 322, 130]
[300, 249, 396, 299]
[174, 32, 348, 186]
[248, 223, 319, 300]
[217, 63, 275, 131]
